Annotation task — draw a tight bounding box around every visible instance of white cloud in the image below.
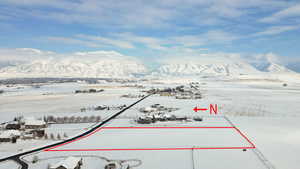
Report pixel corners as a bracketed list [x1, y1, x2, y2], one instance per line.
[47, 37, 105, 48]
[158, 51, 243, 64]
[0, 0, 292, 29]
[75, 34, 135, 49]
[260, 4, 300, 23]
[0, 48, 56, 63]
[1, 0, 78, 10]
[245, 52, 286, 66]
[0, 48, 138, 63]
[253, 25, 300, 36]
[45, 30, 239, 55]
[201, 30, 239, 43]
[114, 33, 169, 50]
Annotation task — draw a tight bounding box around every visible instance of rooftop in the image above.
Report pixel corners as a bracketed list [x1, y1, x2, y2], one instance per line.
[51, 156, 82, 169]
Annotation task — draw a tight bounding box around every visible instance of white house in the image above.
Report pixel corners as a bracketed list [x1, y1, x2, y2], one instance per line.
[50, 156, 83, 169]
[23, 117, 46, 129]
[0, 130, 21, 143]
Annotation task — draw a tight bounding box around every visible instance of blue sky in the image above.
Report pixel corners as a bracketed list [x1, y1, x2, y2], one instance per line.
[0, 0, 300, 69]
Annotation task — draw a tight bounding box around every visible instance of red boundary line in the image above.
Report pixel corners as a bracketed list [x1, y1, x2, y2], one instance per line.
[44, 126, 255, 152]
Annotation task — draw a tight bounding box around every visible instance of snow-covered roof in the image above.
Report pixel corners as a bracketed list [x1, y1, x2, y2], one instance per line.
[0, 130, 21, 138]
[142, 107, 156, 112]
[23, 117, 45, 126]
[6, 121, 19, 125]
[51, 156, 81, 169]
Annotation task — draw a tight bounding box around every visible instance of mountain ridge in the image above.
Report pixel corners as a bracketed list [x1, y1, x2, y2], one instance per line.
[0, 54, 297, 79]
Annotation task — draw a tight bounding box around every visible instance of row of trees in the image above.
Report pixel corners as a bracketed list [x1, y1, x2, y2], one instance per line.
[44, 133, 68, 140]
[44, 115, 101, 124]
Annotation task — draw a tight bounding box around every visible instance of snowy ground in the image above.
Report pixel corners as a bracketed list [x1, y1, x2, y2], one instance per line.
[0, 79, 300, 169]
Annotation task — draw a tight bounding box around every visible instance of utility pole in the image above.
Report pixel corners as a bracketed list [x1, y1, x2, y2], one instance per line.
[191, 147, 195, 169]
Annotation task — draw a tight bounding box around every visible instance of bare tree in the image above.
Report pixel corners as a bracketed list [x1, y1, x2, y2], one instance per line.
[50, 133, 55, 140]
[70, 116, 75, 123]
[44, 133, 48, 140]
[89, 115, 96, 122]
[57, 133, 61, 140]
[83, 116, 89, 123]
[63, 116, 68, 123]
[75, 116, 82, 123]
[96, 116, 101, 122]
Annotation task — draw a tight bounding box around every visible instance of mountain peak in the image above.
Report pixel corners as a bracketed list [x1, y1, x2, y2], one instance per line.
[266, 63, 294, 73]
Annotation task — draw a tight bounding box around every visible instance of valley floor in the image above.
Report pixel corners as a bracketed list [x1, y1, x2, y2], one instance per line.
[0, 78, 300, 169]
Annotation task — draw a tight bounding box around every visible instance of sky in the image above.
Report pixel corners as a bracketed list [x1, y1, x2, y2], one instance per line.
[0, 0, 300, 70]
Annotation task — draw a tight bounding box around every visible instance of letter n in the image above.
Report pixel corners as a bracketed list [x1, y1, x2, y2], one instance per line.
[209, 104, 218, 115]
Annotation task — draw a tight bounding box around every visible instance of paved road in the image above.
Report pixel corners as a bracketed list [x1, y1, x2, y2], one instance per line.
[0, 94, 153, 169]
[13, 158, 28, 169]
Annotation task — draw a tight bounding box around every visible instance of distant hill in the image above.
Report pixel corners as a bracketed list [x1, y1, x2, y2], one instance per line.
[0, 50, 298, 80]
[0, 51, 147, 78]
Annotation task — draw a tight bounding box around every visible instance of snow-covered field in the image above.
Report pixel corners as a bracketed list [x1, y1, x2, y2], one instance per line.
[0, 78, 300, 169]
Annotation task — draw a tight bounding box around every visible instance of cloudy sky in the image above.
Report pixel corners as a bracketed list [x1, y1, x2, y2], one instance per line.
[0, 0, 300, 69]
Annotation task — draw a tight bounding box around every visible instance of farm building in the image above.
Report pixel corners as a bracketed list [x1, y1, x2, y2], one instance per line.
[139, 107, 156, 113]
[0, 130, 21, 143]
[5, 121, 21, 130]
[50, 156, 83, 169]
[23, 117, 46, 129]
[104, 162, 128, 169]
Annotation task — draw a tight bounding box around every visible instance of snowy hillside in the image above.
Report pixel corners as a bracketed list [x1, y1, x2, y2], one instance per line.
[152, 60, 261, 77]
[266, 63, 295, 73]
[0, 51, 147, 78]
[0, 49, 298, 79]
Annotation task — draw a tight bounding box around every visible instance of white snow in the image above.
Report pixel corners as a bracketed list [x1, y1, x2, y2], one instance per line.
[50, 156, 81, 169]
[0, 78, 300, 169]
[0, 130, 21, 138]
[23, 117, 45, 126]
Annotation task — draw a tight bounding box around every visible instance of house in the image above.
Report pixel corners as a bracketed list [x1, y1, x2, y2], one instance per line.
[23, 117, 46, 129]
[50, 156, 83, 169]
[0, 130, 21, 143]
[193, 116, 203, 121]
[139, 107, 156, 113]
[193, 93, 202, 99]
[136, 116, 154, 124]
[175, 95, 192, 99]
[21, 133, 35, 140]
[30, 129, 45, 137]
[5, 121, 21, 130]
[104, 162, 121, 169]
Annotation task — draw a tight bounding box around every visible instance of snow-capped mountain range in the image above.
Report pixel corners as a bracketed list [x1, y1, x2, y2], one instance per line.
[0, 59, 147, 78]
[0, 50, 147, 78]
[0, 49, 296, 79]
[154, 62, 260, 76]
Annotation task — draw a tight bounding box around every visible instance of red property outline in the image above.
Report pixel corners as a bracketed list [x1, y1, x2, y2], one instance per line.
[44, 126, 256, 152]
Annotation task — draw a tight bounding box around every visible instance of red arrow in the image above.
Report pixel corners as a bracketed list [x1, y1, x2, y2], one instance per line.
[193, 107, 208, 112]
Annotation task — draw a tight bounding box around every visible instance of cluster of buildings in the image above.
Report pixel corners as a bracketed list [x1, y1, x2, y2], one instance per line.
[0, 117, 46, 143]
[75, 88, 104, 94]
[139, 104, 179, 113]
[136, 104, 204, 124]
[47, 156, 130, 169]
[136, 104, 184, 124]
[144, 84, 202, 99]
[136, 113, 188, 124]
[81, 104, 127, 112]
[121, 84, 145, 89]
[121, 94, 145, 98]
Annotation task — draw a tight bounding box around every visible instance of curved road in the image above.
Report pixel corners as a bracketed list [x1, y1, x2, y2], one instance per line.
[0, 94, 153, 169]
